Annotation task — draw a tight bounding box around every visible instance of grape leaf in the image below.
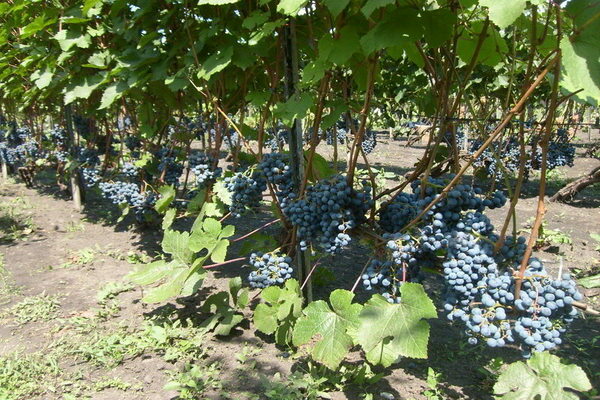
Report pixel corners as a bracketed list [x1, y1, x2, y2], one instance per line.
[253, 279, 303, 346]
[292, 289, 363, 369]
[479, 0, 526, 29]
[493, 352, 592, 400]
[200, 278, 248, 335]
[352, 283, 436, 367]
[154, 185, 176, 213]
[277, 0, 308, 16]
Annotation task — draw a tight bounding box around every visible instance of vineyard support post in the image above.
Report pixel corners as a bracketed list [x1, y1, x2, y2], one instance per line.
[1, 161, 7, 180]
[65, 104, 83, 211]
[283, 19, 312, 302]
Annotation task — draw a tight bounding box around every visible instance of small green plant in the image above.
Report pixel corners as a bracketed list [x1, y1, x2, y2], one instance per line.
[422, 368, 445, 400]
[65, 221, 85, 232]
[93, 377, 135, 392]
[164, 363, 222, 399]
[235, 342, 261, 367]
[0, 199, 35, 243]
[0, 253, 22, 304]
[96, 281, 134, 304]
[2, 293, 61, 324]
[0, 350, 62, 399]
[261, 372, 331, 400]
[522, 219, 572, 249]
[54, 248, 97, 269]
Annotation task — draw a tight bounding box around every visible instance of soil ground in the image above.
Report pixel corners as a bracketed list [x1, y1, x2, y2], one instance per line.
[0, 130, 599, 399]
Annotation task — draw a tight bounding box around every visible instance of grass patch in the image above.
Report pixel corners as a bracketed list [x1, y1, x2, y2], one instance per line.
[0, 198, 35, 243]
[1, 293, 61, 324]
[0, 253, 22, 304]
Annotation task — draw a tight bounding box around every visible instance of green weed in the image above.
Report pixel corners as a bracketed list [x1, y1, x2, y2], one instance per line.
[164, 363, 222, 399]
[1, 293, 61, 324]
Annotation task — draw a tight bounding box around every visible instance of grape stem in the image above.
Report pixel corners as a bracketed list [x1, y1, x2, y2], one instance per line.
[232, 219, 280, 243]
[203, 257, 246, 270]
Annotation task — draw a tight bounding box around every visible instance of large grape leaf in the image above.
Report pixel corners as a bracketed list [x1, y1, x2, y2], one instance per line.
[352, 283, 436, 367]
[200, 278, 248, 336]
[293, 290, 363, 369]
[253, 279, 303, 346]
[493, 352, 592, 400]
[277, 0, 308, 16]
[560, 0, 600, 106]
[479, 0, 526, 29]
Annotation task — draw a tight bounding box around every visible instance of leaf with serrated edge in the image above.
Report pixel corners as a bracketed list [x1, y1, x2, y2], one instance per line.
[293, 289, 362, 369]
[352, 283, 436, 367]
[493, 352, 592, 400]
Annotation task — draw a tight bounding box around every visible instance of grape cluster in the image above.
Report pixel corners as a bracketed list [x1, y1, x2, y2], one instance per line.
[283, 175, 372, 253]
[325, 127, 347, 145]
[77, 148, 100, 167]
[470, 138, 522, 181]
[361, 259, 402, 303]
[258, 153, 294, 207]
[378, 175, 581, 356]
[225, 170, 267, 217]
[48, 125, 67, 146]
[265, 126, 289, 151]
[99, 181, 144, 206]
[121, 162, 139, 178]
[82, 168, 101, 187]
[0, 126, 40, 166]
[361, 130, 377, 154]
[247, 252, 294, 288]
[73, 115, 92, 136]
[125, 136, 142, 151]
[531, 129, 575, 170]
[188, 152, 222, 186]
[156, 148, 184, 186]
[443, 129, 466, 151]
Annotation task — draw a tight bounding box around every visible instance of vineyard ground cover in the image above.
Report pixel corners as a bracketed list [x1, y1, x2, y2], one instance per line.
[0, 134, 598, 399]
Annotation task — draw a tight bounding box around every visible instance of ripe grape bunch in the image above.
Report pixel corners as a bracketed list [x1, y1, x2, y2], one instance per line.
[225, 170, 267, 217]
[188, 152, 222, 186]
[121, 162, 139, 178]
[377, 175, 581, 357]
[283, 174, 372, 253]
[258, 153, 294, 208]
[156, 148, 184, 186]
[82, 168, 101, 187]
[361, 130, 377, 154]
[247, 252, 294, 288]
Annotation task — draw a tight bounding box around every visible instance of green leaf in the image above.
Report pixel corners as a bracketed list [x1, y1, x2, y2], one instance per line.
[253, 279, 303, 345]
[198, 0, 241, 4]
[305, 151, 334, 181]
[578, 274, 600, 289]
[293, 290, 363, 369]
[238, 233, 278, 256]
[127, 260, 174, 285]
[155, 185, 176, 213]
[32, 69, 54, 90]
[210, 239, 230, 263]
[277, 0, 308, 16]
[352, 283, 436, 367]
[273, 93, 314, 125]
[421, 9, 457, 48]
[54, 29, 91, 51]
[197, 46, 233, 80]
[187, 190, 206, 214]
[559, 0, 600, 106]
[162, 208, 176, 230]
[99, 81, 128, 109]
[203, 218, 222, 236]
[64, 74, 104, 104]
[457, 21, 507, 67]
[362, 0, 395, 18]
[200, 280, 247, 336]
[479, 0, 526, 29]
[323, 0, 350, 18]
[142, 267, 188, 303]
[162, 230, 194, 265]
[493, 352, 592, 399]
[360, 9, 423, 54]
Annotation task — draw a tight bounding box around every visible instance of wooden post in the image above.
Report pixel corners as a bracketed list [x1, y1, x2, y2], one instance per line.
[283, 19, 312, 302]
[1, 161, 8, 180]
[65, 105, 82, 210]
